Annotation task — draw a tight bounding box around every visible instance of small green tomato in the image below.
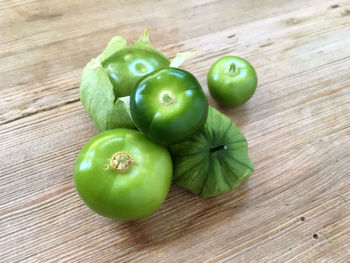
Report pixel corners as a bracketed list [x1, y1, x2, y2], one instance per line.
[207, 56, 257, 107]
[102, 47, 169, 98]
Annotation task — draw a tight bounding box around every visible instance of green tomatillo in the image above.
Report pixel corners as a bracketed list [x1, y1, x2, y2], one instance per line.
[130, 68, 208, 146]
[102, 47, 169, 98]
[170, 106, 254, 197]
[80, 30, 196, 131]
[74, 129, 172, 221]
[207, 56, 257, 107]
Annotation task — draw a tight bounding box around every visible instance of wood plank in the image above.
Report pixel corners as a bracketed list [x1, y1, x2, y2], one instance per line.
[0, 0, 336, 125]
[1, 0, 350, 262]
[1, 58, 348, 261]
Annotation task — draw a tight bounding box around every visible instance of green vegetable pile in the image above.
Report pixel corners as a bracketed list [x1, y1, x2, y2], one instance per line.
[74, 30, 257, 221]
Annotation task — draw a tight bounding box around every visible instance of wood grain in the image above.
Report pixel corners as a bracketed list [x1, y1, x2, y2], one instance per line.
[1, 0, 350, 262]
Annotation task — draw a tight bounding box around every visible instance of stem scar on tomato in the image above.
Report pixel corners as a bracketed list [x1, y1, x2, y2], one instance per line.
[104, 152, 134, 172]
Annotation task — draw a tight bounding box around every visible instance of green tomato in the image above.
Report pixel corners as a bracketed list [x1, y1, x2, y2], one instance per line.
[207, 56, 257, 107]
[102, 47, 169, 98]
[74, 129, 172, 221]
[130, 68, 208, 146]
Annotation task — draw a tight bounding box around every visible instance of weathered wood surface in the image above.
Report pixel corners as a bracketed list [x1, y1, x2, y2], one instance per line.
[1, 0, 350, 262]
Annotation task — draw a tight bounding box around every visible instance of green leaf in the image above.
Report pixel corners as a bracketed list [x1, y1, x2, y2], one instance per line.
[97, 36, 127, 63]
[133, 30, 196, 68]
[170, 106, 254, 197]
[170, 51, 197, 68]
[108, 96, 135, 129]
[80, 59, 135, 131]
[132, 29, 169, 62]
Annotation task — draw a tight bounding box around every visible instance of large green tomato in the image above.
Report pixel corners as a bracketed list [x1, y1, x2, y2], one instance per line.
[207, 56, 257, 107]
[130, 68, 208, 146]
[102, 48, 169, 98]
[74, 129, 172, 221]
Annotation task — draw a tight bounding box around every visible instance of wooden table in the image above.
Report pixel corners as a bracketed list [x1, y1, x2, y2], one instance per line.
[1, 0, 349, 262]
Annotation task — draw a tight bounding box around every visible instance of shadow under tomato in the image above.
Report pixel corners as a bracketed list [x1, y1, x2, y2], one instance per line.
[116, 181, 250, 251]
[217, 103, 252, 129]
[207, 96, 252, 129]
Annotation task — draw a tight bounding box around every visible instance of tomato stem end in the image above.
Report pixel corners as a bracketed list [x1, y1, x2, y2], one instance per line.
[159, 90, 175, 105]
[109, 152, 133, 172]
[226, 63, 240, 77]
